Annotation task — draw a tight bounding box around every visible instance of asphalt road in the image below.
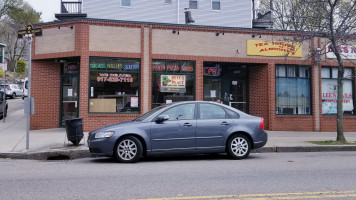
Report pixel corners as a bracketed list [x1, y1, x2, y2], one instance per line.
[6, 97, 24, 113]
[0, 152, 356, 200]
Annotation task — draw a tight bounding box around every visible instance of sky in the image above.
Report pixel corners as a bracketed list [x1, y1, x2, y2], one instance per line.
[24, 0, 59, 22]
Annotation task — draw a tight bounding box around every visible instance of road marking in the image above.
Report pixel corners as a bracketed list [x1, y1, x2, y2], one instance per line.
[131, 190, 356, 200]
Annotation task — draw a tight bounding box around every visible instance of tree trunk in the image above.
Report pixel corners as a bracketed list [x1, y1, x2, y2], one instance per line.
[336, 67, 346, 143]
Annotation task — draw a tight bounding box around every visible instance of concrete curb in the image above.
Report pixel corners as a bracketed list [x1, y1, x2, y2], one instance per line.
[1, 145, 356, 160]
[252, 145, 356, 153]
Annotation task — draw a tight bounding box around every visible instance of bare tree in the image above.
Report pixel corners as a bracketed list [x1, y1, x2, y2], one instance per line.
[0, 0, 40, 67]
[260, 0, 356, 143]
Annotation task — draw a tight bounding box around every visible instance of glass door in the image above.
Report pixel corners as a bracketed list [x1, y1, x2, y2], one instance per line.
[60, 63, 79, 126]
[229, 80, 247, 112]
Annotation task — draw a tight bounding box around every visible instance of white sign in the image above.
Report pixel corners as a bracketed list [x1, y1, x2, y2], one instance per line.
[210, 90, 216, 98]
[160, 75, 186, 93]
[68, 89, 73, 97]
[0, 62, 7, 71]
[326, 45, 356, 59]
[131, 97, 138, 107]
[321, 79, 354, 114]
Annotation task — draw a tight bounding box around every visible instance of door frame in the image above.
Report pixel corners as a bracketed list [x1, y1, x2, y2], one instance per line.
[59, 63, 80, 127]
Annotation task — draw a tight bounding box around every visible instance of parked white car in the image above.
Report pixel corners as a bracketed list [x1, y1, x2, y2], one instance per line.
[22, 78, 28, 100]
[0, 84, 23, 99]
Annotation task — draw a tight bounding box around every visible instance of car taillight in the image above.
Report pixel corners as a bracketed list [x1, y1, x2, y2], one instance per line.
[259, 118, 264, 130]
[7, 88, 11, 90]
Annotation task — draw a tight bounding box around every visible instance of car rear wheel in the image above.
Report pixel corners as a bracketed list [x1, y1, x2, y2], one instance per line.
[227, 134, 251, 160]
[114, 136, 143, 163]
[11, 93, 16, 99]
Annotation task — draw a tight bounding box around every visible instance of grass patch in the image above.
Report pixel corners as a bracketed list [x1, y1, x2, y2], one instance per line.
[307, 140, 356, 145]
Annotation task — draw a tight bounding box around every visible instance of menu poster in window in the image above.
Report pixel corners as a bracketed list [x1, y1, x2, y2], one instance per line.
[160, 75, 186, 93]
[321, 80, 354, 114]
[131, 97, 139, 107]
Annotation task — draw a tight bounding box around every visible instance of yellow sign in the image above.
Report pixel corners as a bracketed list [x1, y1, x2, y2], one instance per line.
[247, 40, 302, 57]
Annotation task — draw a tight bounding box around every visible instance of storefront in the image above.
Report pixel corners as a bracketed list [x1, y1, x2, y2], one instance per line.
[30, 18, 356, 132]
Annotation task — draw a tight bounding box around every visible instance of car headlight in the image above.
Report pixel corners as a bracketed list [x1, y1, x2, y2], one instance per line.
[95, 131, 115, 138]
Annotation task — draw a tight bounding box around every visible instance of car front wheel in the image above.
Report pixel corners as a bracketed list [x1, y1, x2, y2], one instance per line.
[227, 134, 251, 160]
[114, 136, 143, 163]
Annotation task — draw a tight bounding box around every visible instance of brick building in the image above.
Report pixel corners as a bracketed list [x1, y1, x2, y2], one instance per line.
[30, 18, 356, 132]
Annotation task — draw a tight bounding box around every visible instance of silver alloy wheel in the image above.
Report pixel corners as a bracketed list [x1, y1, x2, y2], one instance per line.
[231, 137, 248, 156]
[117, 139, 138, 161]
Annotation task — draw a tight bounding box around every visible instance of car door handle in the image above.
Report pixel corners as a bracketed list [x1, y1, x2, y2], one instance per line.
[183, 122, 192, 127]
[221, 121, 230, 126]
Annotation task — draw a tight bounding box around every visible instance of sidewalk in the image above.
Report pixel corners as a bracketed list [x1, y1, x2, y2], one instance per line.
[1, 109, 356, 160]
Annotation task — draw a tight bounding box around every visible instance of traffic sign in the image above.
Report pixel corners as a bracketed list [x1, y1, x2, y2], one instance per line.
[18, 25, 42, 38]
[0, 62, 7, 71]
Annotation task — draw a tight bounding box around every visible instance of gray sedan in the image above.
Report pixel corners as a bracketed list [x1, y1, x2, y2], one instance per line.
[88, 101, 267, 163]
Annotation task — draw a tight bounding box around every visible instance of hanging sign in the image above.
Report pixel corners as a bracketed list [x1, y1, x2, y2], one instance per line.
[247, 40, 302, 57]
[18, 25, 42, 38]
[0, 62, 7, 71]
[160, 75, 186, 93]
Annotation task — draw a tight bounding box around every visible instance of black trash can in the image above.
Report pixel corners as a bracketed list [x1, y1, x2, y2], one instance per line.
[64, 118, 84, 145]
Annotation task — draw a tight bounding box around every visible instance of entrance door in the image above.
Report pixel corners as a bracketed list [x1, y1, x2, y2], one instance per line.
[60, 63, 79, 126]
[203, 63, 248, 113]
[229, 80, 247, 112]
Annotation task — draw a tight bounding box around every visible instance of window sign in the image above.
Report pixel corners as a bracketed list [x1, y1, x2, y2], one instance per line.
[64, 63, 79, 73]
[321, 67, 354, 114]
[131, 97, 139, 107]
[181, 61, 194, 72]
[160, 75, 186, 93]
[166, 61, 180, 72]
[97, 73, 134, 83]
[89, 57, 140, 114]
[152, 60, 195, 108]
[203, 66, 220, 76]
[152, 61, 166, 72]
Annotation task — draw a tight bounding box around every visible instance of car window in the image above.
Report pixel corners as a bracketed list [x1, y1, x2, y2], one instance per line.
[160, 104, 195, 121]
[135, 105, 167, 121]
[225, 108, 240, 119]
[199, 103, 228, 119]
[0, 85, 9, 89]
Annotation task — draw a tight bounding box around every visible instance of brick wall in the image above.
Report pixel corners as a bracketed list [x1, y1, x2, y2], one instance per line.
[30, 19, 356, 132]
[249, 64, 270, 129]
[30, 61, 61, 129]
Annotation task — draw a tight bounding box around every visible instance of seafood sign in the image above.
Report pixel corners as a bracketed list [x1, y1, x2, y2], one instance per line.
[247, 40, 302, 57]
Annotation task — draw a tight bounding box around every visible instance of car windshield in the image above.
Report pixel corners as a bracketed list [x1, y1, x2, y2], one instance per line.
[134, 105, 167, 121]
[0, 85, 9, 89]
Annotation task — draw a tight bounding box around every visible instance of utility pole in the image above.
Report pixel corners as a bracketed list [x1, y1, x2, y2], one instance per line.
[18, 25, 42, 150]
[0, 43, 6, 123]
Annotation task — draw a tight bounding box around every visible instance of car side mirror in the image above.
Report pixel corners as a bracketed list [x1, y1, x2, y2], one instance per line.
[155, 115, 169, 123]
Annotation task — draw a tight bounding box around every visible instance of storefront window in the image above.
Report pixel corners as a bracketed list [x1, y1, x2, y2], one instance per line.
[89, 57, 140, 113]
[152, 60, 195, 108]
[321, 67, 354, 115]
[276, 65, 311, 115]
